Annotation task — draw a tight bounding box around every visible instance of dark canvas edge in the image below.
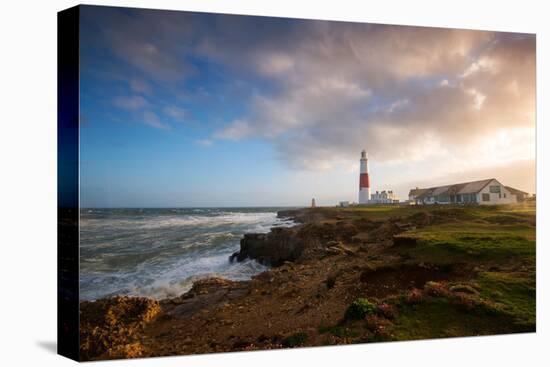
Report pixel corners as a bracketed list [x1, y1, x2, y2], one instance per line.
[58, 4, 80, 362]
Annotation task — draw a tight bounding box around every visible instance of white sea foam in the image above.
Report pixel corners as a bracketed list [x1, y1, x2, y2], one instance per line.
[119, 258, 269, 299]
[80, 211, 288, 231]
[79, 208, 296, 300]
[137, 212, 282, 229]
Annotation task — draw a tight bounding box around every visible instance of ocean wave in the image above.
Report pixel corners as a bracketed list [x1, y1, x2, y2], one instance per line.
[80, 257, 268, 300]
[79, 208, 296, 300]
[140, 212, 280, 229]
[80, 211, 288, 232]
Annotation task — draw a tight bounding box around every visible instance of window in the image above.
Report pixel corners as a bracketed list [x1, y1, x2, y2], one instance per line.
[482, 193, 490, 201]
[504, 193, 506, 198]
[489, 185, 501, 193]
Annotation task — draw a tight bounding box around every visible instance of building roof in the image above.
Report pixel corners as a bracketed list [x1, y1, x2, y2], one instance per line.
[414, 178, 495, 200]
[504, 186, 529, 196]
[409, 188, 430, 197]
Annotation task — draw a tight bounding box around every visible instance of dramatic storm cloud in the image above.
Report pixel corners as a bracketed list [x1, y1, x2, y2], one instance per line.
[214, 26, 535, 169]
[79, 6, 535, 207]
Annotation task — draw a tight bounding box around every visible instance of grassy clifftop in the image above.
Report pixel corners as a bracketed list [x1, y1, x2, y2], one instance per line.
[80, 202, 536, 360]
[316, 202, 536, 340]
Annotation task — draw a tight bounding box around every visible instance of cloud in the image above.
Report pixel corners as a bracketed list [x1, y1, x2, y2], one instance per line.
[196, 139, 213, 147]
[112, 95, 169, 129]
[129, 78, 151, 94]
[82, 6, 196, 82]
[214, 119, 252, 140]
[112, 95, 150, 110]
[82, 7, 535, 180]
[142, 111, 169, 130]
[215, 78, 372, 140]
[163, 105, 188, 122]
[256, 52, 295, 75]
[206, 26, 535, 172]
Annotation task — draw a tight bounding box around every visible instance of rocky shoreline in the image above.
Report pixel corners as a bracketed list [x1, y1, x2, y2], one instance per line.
[80, 205, 536, 361]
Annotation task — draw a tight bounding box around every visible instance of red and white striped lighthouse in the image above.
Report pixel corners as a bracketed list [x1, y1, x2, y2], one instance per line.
[358, 150, 371, 204]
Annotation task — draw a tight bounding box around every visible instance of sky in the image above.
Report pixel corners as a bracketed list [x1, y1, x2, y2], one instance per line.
[79, 5, 536, 208]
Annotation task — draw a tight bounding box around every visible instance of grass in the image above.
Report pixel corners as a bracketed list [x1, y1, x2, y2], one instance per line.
[357, 203, 536, 339]
[388, 270, 536, 340]
[339, 205, 426, 220]
[397, 222, 535, 264]
[389, 297, 520, 340]
[336, 201, 535, 221]
[476, 271, 536, 327]
[317, 203, 536, 343]
[393, 202, 535, 265]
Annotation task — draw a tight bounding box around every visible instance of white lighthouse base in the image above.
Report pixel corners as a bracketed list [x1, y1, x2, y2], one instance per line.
[358, 188, 371, 204]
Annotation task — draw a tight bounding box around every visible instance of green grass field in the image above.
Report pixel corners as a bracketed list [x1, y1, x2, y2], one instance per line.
[321, 201, 536, 341]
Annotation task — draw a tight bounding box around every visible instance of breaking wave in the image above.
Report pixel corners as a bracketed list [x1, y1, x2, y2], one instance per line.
[79, 207, 296, 300]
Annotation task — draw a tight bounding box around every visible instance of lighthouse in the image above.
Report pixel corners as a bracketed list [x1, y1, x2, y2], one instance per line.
[358, 150, 371, 204]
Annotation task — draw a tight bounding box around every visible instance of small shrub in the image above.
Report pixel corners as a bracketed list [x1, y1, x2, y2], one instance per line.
[282, 332, 308, 347]
[452, 293, 477, 311]
[365, 315, 387, 331]
[452, 293, 504, 317]
[365, 315, 393, 341]
[377, 302, 397, 319]
[406, 288, 424, 304]
[345, 298, 377, 320]
[424, 281, 449, 297]
[475, 300, 504, 316]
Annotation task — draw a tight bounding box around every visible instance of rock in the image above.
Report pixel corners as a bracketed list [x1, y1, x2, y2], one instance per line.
[232, 213, 365, 266]
[79, 296, 161, 361]
[325, 247, 343, 256]
[229, 251, 241, 263]
[189, 277, 237, 294]
[351, 232, 370, 243]
[326, 242, 356, 256]
[233, 229, 303, 266]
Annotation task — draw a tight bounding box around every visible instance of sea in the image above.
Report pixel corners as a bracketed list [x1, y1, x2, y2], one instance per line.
[79, 207, 296, 300]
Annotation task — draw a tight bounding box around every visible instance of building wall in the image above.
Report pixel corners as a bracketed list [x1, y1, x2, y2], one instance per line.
[370, 198, 399, 204]
[414, 179, 519, 205]
[410, 194, 426, 204]
[372, 192, 397, 200]
[476, 179, 517, 205]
